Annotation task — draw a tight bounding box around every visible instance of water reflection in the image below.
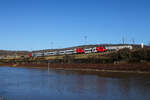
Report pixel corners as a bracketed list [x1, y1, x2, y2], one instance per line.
[0, 67, 150, 100]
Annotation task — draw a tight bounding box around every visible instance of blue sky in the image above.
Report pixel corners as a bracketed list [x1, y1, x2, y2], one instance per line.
[0, 0, 150, 50]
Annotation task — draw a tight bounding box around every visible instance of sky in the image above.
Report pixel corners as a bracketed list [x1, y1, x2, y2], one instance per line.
[0, 0, 150, 50]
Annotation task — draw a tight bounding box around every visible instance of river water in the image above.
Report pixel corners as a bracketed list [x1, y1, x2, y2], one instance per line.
[0, 66, 150, 100]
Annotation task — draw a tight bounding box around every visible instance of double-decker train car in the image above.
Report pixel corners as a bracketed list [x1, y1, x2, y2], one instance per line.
[84, 48, 92, 54]
[105, 45, 133, 51]
[44, 51, 57, 56]
[31, 52, 44, 57]
[29, 46, 107, 57]
[65, 49, 75, 54]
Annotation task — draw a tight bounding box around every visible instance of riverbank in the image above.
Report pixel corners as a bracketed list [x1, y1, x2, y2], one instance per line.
[1, 63, 150, 73]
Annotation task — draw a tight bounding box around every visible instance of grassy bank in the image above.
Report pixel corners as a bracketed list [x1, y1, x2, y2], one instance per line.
[1, 63, 150, 73]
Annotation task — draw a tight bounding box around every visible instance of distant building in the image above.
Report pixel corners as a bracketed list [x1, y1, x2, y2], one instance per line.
[141, 43, 144, 48]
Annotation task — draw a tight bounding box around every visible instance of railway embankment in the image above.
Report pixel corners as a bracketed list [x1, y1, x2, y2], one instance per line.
[0, 48, 150, 73]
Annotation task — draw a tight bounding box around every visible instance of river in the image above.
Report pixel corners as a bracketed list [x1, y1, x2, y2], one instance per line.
[0, 66, 150, 100]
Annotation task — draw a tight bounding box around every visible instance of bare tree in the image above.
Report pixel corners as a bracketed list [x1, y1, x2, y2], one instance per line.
[131, 38, 135, 44]
[148, 41, 150, 46]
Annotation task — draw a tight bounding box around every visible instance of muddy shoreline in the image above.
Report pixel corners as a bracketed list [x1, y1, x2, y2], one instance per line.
[1, 63, 150, 73]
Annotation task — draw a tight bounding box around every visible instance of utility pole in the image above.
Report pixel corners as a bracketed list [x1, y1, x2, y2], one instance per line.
[131, 38, 135, 44]
[51, 42, 53, 49]
[84, 36, 87, 45]
[122, 36, 125, 44]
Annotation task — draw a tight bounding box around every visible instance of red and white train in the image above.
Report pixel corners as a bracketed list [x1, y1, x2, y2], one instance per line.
[29, 46, 107, 57]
